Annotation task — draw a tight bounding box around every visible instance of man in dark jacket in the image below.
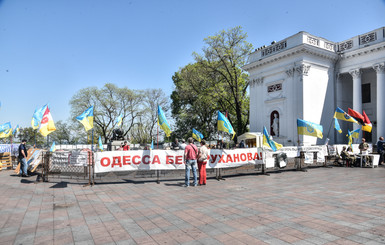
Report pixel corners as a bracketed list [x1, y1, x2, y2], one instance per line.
[18, 139, 29, 177]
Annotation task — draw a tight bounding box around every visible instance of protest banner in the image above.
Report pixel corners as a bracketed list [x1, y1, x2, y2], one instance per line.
[94, 148, 263, 173]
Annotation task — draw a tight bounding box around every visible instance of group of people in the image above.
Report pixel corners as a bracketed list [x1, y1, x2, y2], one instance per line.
[340, 137, 384, 167]
[176, 137, 209, 187]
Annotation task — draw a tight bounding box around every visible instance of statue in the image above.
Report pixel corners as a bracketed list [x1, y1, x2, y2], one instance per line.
[271, 112, 279, 137]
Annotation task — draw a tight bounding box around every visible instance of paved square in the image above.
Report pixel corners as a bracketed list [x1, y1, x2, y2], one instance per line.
[1, 166, 385, 244]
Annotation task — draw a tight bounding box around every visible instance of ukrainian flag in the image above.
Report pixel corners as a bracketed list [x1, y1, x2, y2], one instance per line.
[0, 122, 12, 138]
[12, 125, 19, 136]
[297, 119, 323, 139]
[31, 104, 48, 129]
[334, 118, 342, 134]
[76, 106, 94, 131]
[347, 130, 353, 147]
[334, 107, 358, 124]
[115, 113, 123, 127]
[263, 126, 282, 152]
[158, 106, 171, 137]
[351, 128, 360, 138]
[217, 111, 235, 139]
[0, 122, 11, 133]
[192, 128, 204, 142]
[50, 141, 56, 152]
[98, 136, 103, 151]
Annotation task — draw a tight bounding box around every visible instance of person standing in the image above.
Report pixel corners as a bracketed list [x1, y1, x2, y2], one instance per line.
[183, 137, 198, 187]
[18, 139, 29, 177]
[122, 141, 130, 151]
[197, 139, 209, 185]
[172, 138, 180, 150]
[377, 136, 385, 165]
[179, 139, 187, 150]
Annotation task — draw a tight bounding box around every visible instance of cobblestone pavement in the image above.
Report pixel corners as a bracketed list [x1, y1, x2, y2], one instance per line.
[1, 166, 385, 245]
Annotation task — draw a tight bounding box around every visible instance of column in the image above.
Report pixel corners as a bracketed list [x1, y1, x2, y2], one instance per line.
[335, 73, 343, 143]
[373, 63, 385, 139]
[349, 69, 362, 134]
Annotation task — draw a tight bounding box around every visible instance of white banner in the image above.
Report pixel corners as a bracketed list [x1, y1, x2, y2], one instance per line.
[94, 148, 263, 173]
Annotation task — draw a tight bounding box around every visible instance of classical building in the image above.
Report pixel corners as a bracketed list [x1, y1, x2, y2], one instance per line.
[243, 27, 385, 146]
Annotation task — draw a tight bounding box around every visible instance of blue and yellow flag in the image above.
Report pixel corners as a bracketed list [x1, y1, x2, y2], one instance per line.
[158, 106, 171, 137]
[50, 141, 56, 152]
[192, 128, 204, 142]
[334, 107, 358, 124]
[76, 106, 94, 131]
[297, 119, 323, 139]
[263, 126, 282, 152]
[334, 118, 342, 134]
[0, 122, 12, 138]
[217, 111, 235, 139]
[351, 128, 360, 138]
[32, 104, 48, 129]
[347, 130, 353, 147]
[115, 113, 123, 127]
[98, 136, 103, 151]
[12, 125, 19, 136]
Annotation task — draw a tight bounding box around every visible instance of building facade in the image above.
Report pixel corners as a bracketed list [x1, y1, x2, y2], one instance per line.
[243, 27, 385, 146]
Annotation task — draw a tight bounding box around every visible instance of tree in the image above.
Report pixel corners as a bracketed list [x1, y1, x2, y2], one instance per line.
[69, 83, 142, 143]
[193, 26, 252, 139]
[17, 127, 45, 147]
[171, 63, 218, 141]
[130, 89, 170, 144]
[50, 120, 73, 145]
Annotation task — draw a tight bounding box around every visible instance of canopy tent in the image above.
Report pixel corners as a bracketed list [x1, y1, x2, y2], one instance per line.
[237, 132, 263, 148]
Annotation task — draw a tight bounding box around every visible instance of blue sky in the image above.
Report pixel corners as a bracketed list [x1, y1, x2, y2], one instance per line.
[0, 0, 384, 128]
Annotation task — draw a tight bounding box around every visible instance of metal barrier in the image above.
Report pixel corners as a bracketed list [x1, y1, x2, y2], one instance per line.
[37, 149, 336, 186]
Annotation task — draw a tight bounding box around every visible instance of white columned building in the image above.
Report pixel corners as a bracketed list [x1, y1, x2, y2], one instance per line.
[243, 27, 385, 145]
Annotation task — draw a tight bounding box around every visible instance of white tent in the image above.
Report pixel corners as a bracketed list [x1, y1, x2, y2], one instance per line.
[237, 132, 263, 148]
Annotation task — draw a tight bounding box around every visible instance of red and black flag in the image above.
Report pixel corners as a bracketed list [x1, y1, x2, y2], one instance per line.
[362, 110, 372, 132]
[348, 108, 365, 125]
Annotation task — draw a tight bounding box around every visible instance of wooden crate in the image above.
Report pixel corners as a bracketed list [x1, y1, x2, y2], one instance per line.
[0, 152, 12, 170]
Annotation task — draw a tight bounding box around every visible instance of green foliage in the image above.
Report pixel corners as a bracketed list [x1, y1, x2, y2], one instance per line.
[172, 26, 253, 141]
[17, 127, 45, 147]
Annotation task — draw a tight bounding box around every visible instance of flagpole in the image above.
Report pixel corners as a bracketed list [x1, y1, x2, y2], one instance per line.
[91, 129, 94, 152]
[326, 117, 334, 143]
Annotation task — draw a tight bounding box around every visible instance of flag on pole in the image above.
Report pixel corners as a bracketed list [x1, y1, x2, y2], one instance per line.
[50, 141, 56, 152]
[334, 118, 342, 133]
[263, 126, 282, 152]
[32, 104, 48, 129]
[192, 128, 204, 142]
[98, 136, 103, 151]
[347, 130, 353, 147]
[217, 111, 235, 139]
[351, 128, 360, 138]
[115, 113, 123, 127]
[362, 110, 372, 133]
[334, 107, 358, 124]
[39, 106, 56, 137]
[157, 106, 171, 137]
[76, 106, 94, 131]
[0, 122, 12, 138]
[12, 125, 19, 136]
[348, 108, 365, 125]
[297, 119, 323, 139]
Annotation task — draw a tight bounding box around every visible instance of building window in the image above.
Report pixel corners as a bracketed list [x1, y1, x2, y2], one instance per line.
[362, 84, 371, 103]
[267, 83, 282, 93]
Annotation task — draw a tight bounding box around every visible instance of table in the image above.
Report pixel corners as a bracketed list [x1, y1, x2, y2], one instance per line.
[357, 153, 380, 168]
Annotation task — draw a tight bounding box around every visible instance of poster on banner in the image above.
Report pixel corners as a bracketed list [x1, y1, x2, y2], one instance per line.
[304, 153, 314, 164]
[94, 148, 263, 173]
